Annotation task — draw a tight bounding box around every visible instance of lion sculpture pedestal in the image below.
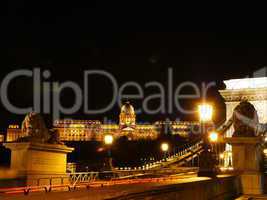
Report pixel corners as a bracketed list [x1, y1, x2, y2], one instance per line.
[4, 142, 74, 186]
[4, 112, 74, 187]
[225, 101, 264, 195]
[225, 137, 264, 195]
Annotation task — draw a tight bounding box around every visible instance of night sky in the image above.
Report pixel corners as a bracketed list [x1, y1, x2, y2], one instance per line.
[1, 2, 267, 131]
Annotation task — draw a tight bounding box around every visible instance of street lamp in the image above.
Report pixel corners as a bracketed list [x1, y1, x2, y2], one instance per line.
[197, 103, 217, 177]
[161, 143, 169, 152]
[198, 104, 213, 122]
[219, 153, 224, 166]
[104, 135, 113, 145]
[209, 132, 218, 143]
[104, 134, 113, 171]
[161, 143, 169, 161]
[198, 103, 214, 144]
[209, 131, 219, 162]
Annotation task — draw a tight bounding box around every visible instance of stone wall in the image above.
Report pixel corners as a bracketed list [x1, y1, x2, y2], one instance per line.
[111, 175, 241, 200]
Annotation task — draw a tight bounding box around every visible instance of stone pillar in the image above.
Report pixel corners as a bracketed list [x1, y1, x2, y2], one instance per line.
[225, 137, 264, 195]
[4, 142, 74, 186]
[219, 78, 267, 155]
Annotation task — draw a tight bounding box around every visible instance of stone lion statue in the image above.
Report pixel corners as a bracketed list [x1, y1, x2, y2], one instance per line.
[232, 101, 259, 137]
[18, 112, 61, 144]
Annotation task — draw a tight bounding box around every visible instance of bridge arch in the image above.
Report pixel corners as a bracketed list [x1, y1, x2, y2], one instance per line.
[219, 77, 267, 166]
[220, 77, 267, 138]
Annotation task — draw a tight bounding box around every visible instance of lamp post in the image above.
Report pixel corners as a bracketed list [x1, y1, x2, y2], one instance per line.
[104, 135, 113, 171]
[161, 142, 169, 162]
[197, 103, 217, 177]
[209, 131, 219, 160]
[219, 153, 224, 167]
[198, 103, 213, 148]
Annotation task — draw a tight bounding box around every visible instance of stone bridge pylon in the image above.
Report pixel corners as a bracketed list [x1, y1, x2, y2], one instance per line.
[3, 112, 74, 186]
[219, 77, 267, 195]
[219, 77, 267, 165]
[219, 77, 267, 137]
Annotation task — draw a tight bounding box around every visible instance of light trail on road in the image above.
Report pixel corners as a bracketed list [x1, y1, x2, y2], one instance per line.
[0, 173, 206, 200]
[0, 172, 197, 196]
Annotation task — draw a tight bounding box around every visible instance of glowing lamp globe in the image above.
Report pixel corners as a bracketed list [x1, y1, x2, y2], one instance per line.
[161, 143, 169, 152]
[209, 132, 218, 142]
[198, 104, 213, 122]
[104, 135, 113, 145]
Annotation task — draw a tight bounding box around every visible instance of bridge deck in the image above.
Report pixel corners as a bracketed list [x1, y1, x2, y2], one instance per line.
[0, 176, 207, 200]
[0, 175, 236, 200]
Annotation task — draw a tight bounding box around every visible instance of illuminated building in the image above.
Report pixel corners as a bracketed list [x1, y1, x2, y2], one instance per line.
[6, 102, 199, 142]
[155, 121, 199, 137]
[53, 120, 102, 141]
[6, 124, 24, 142]
[0, 134, 4, 143]
[119, 101, 136, 128]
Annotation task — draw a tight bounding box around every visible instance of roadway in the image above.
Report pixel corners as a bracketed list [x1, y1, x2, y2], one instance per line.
[0, 173, 209, 200]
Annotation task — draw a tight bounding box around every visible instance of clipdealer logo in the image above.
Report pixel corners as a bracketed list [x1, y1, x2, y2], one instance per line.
[0, 68, 216, 121]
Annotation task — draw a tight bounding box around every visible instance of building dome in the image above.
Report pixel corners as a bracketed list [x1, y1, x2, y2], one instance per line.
[121, 101, 135, 115]
[119, 101, 136, 127]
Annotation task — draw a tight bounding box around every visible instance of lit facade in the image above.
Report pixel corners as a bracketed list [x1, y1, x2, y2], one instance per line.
[54, 120, 102, 141]
[6, 125, 25, 142]
[6, 102, 199, 142]
[0, 134, 4, 143]
[219, 77, 267, 167]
